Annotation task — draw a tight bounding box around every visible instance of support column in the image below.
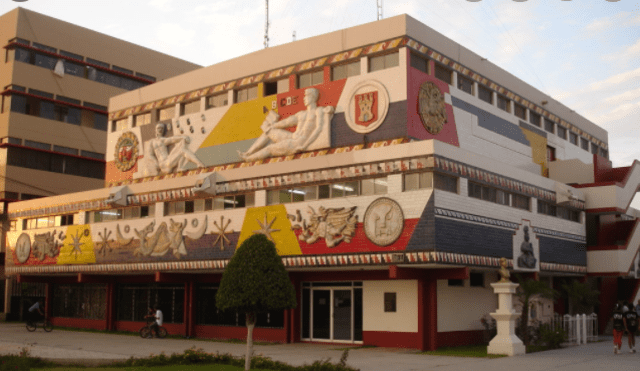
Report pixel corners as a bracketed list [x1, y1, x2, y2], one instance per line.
[418, 277, 438, 351]
[45, 283, 52, 319]
[106, 282, 115, 331]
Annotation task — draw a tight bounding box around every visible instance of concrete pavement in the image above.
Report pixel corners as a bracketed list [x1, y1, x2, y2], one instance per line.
[0, 322, 637, 370]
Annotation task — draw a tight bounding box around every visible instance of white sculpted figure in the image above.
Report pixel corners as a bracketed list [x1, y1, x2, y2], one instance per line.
[140, 123, 205, 176]
[238, 88, 334, 162]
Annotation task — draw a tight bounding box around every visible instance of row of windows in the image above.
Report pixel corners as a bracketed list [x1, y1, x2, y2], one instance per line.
[6, 146, 105, 180]
[468, 181, 531, 211]
[404, 172, 458, 193]
[7, 86, 108, 131]
[409, 53, 607, 159]
[165, 194, 255, 216]
[21, 214, 74, 230]
[266, 177, 388, 205]
[87, 205, 155, 223]
[2, 137, 104, 160]
[11, 39, 155, 91]
[110, 53, 391, 132]
[537, 201, 581, 222]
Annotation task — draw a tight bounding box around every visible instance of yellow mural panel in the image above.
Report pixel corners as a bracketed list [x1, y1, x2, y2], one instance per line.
[199, 93, 278, 148]
[57, 225, 97, 265]
[238, 205, 302, 256]
[521, 128, 548, 176]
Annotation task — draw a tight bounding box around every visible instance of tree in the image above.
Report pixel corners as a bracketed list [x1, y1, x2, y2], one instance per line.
[561, 279, 600, 315]
[216, 234, 296, 371]
[515, 275, 558, 346]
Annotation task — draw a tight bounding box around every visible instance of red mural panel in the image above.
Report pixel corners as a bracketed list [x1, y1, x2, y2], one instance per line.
[296, 219, 418, 255]
[276, 80, 347, 124]
[406, 68, 459, 146]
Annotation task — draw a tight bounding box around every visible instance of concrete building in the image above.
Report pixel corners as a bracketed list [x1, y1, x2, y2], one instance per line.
[0, 7, 200, 316]
[3, 14, 639, 349]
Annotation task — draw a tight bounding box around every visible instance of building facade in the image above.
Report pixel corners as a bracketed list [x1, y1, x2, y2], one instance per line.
[0, 7, 200, 316]
[4, 15, 639, 349]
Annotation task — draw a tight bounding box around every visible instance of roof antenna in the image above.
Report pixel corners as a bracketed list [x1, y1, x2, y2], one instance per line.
[377, 0, 383, 20]
[264, 0, 269, 48]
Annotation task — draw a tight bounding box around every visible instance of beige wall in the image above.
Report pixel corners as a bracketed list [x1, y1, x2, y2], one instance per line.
[437, 272, 498, 332]
[363, 280, 418, 333]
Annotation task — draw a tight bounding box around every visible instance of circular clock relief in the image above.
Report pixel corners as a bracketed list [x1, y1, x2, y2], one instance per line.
[15, 233, 31, 264]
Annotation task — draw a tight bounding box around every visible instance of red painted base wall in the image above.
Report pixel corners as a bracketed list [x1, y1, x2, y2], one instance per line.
[114, 321, 184, 336]
[437, 330, 484, 348]
[51, 317, 106, 330]
[194, 325, 287, 343]
[362, 331, 421, 349]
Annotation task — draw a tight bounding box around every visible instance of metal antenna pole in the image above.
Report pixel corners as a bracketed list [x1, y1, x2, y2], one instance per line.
[264, 0, 269, 48]
[377, 0, 383, 20]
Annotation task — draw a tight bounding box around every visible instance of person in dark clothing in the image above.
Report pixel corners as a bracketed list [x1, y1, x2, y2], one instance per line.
[613, 303, 625, 354]
[27, 300, 44, 325]
[624, 303, 638, 353]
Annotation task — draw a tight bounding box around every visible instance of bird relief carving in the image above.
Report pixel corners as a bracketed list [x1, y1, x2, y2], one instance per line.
[290, 206, 357, 248]
[133, 219, 187, 258]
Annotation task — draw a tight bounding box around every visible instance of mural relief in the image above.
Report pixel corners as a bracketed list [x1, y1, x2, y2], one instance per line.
[212, 216, 233, 250]
[32, 230, 64, 261]
[418, 81, 447, 135]
[345, 80, 390, 134]
[513, 221, 539, 272]
[114, 132, 140, 172]
[238, 88, 335, 162]
[139, 123, 205, 176]
[253, 213, 281, 242]
[291, 206, 357, 248]
[133, 219, 187, 258]
[364, 198, 404, 246]
[15, 233, 31, 264]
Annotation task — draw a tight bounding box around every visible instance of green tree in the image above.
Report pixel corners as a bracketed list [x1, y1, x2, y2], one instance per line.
[515, 275, 558, 346]
[216, 234, 296, 371]
[561, 280, 600, 315]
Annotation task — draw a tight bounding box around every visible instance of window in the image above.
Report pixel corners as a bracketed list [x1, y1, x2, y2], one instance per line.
[181, 100, 200, 116]
[478, 86, 493, 104]
[537, 200, 557, 216]
[298, 70, 323, 88]
[134, 113, 151, 127]
[580, 138, 589, 151]
[277, 78, 290, 94]
[468, 181, 510, 206]
[22, 213, 75, 229]
[404, 172, 432, 191]
[529, 112, 541, 127]
[557, 207, 580, 223]
[24, 140, 50, 151]
[497, 95, 510, 113]
[81, 150, 105, 160]
[384, 293, 396, 312]
[369, 52, 399, 72]
[53, 284, 106, 319]
[434, 64, 452, 85]
[332, 60, 361, 81]
[236, 86, 258, 103]
[569, 132, 578, 145]
[470, 272, 484, 287]
[591, 143, 599, 155]
[512, 194, 530, 211]
[448, 279, 464, 287]
[361, 177, 388, 195]
[206, 93, 228, 109]
[113, 118, 128, 132]
[136, 72, 156, 82]
[434, 173, 458, 193]
[600, 148, 608, 158]
[53, 145, 78, 155]
[116, 284, 184, 323]
[458, 75, 473, 95]
[409, 54, 429, 74]
[556, 126, 567, 140]
[514, 104, 526, 120]
[266, 178, 387, 205]
[544, 118, 555, 133]
[7, 147, 104, 179]
[547, 146, 556, 162]
[158, 106, 175, 121]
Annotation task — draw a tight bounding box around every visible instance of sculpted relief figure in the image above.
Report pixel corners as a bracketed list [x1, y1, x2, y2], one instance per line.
[517, 226, 537, 269]
[238, 88, 334, 162]
[140, 123, 205, 176]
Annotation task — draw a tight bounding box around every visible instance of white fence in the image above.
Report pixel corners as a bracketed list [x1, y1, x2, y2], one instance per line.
[560, 313, 598, 344]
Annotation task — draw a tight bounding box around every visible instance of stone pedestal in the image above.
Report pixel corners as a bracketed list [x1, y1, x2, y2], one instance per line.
[487, 282, 526, 356]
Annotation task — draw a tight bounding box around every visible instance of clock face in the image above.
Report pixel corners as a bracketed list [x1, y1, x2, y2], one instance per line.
[15, 233, 31, 264]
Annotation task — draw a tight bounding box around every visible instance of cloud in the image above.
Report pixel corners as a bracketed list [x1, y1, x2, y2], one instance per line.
[604, 87, 640, 105]
[588, 67, 640, 91]
[148, 0, 173, 13]
[155, 23, 196, 47]
[584, 11, 640, 35]
[603, 38, 640, 65]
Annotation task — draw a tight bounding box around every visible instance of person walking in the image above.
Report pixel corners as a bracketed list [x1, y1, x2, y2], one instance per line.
[624, 302, 638, 353]
[613, 303, 625, 354]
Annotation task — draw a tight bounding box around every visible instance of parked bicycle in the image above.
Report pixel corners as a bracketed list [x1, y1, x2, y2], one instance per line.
[26, 318, 53, 332]
[139, 319, 167, 338]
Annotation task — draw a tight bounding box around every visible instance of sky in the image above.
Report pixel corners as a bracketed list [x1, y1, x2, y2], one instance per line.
[1, 1, 638, 166]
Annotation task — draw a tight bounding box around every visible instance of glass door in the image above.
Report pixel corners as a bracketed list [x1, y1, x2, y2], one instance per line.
[312, 289, 331, 340]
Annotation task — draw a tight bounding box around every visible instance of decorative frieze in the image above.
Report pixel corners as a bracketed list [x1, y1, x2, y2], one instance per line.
[435, 208, 519, 229]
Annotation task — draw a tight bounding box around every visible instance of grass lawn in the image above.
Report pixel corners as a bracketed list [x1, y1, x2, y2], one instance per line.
[34, 365, 273, 371]
[421, 345, 506, 358]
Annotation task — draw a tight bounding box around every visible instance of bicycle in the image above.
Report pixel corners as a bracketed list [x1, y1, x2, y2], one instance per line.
[139, 320, 167, 338]
[26, 318, 53, 332]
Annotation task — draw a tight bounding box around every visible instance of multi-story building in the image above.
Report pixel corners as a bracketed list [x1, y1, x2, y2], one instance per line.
[4, 14, 639, 349]
[0, 7, 200, 316]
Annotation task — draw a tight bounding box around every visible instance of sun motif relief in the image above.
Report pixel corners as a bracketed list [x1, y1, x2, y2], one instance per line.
[252, 213, 280, 242]
[212, 216, 233, 250]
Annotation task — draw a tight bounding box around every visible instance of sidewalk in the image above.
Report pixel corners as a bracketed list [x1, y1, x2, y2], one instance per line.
[0, 322, 638, 370]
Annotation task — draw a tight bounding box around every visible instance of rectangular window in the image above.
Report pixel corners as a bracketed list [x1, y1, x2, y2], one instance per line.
[544, 118, 555, 133]
[114, 118, 128, 131]
[497, 95, 510, 113]
[600, 148, 608, 158]
[24, 140, 50, 151]
[59, 50, 83, 61]
[410, 54, 429, 74]
[369, 52, 399, 72]
[298, 70, 323, 88]
[332, 60, 361, 81]
[478, 86, 493, 104]
[512, 194, 530, 211]
[557, 207, 580, 223]
[134, 113, 151, 127]
[570, 132, 578, 145]
[361, 177, 388, 195]
[537, 200, 557, 216]
[277, 78, 290, 94]
[580, 137, 589, 151]
[556, 126, 567, 140]
[384, 293, 396, 312]
[458, 75, 473, 95]
[591, 143, 599, 155]
[469, 181, 510, 206]
[547, 146, 556, 162]
[181, 100, 200, 116]
[135, 72, 156, 82]
[514, 104, 526, 120]
[236, 86, 258, 103]
[448, 279, 464, 287]
[404, 172, 433, 191]
[434, 64, 452, 85]
[470, 272, 484, 287]
[529, 112, 541, 127]
[206, 93, 228, 109]
[53, 145, 78, 155]
[158, 106, 175, 122]
[434, 173, 457, 193]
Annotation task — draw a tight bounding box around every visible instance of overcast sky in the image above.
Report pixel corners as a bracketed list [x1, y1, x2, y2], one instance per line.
[2, 1, 638, 169]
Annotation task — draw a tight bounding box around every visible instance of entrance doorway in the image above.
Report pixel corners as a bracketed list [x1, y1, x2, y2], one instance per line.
[301, 282, 362, 343]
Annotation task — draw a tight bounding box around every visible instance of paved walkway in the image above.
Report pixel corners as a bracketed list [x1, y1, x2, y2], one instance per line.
[0, 322, 637, 370]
